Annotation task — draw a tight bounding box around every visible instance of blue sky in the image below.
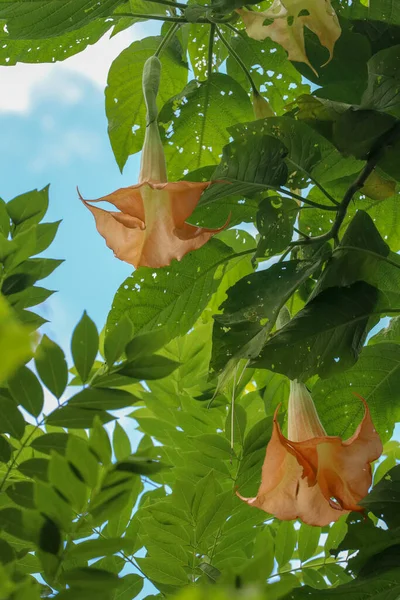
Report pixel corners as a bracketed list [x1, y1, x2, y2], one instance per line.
[0, 25, 153, 350]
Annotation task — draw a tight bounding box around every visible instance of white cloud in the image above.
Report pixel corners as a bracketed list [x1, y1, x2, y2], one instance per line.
[0, 24, 144, 113]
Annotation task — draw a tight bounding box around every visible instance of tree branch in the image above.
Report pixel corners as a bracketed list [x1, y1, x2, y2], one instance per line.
[290, 122, 400, 248]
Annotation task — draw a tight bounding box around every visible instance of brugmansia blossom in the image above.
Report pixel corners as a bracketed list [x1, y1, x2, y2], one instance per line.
[237, 0, 341, 74]
[81, 56, 225, 268]
[238, 381, 382, 526]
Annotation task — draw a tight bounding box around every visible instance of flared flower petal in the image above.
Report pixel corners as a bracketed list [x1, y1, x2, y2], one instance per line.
[237, 0, 341, 74]
[237, 386, 382, 526]
[81, 181, 227, 268]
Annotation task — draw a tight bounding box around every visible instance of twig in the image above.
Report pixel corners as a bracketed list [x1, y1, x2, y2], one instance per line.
[290, 122, 400, 248]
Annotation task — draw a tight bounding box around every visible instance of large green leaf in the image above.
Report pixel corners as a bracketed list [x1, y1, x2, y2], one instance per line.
[360, 464, 400, 527]
[362, 45, 400, 118]
[254, 281, 379, 381]
[107, 238, 233, 343]
[211, 256, 326, 373]
[229, 116, 363, 189]
[159, 73, 253, 179]
[0, 20, 112, 65]
[313, 343, 400, 443]
[106, 35, 188, 171]
[136, 558, 188, 586]
[226, 32, 309, 113]
[0, 0, 125, 39]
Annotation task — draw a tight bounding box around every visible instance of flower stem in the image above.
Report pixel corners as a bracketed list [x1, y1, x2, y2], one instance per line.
[154, 22, 180, 57]
[215, 25, 258, 94]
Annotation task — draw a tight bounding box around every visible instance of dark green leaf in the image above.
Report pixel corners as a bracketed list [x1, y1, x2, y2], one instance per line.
[119, 355, 180, 380]
[0, 393, 25, 438]
[254, 281, 379, 381]
[71, 312, 99, 384]
[115, 455, 170, 475]
[254, 196, 298, 261]
[18, 457, 48, 481]
[0, 539, 15, 564]
[6, 481, 35, 509]
[8, 365, 44, 417]
[68, 538, 134, 561]
[0, 435, 12, 463]
[61, 567, 122, 590]
[360, 464, 400, 527]
[30, 432, 69, 455]
[46, 405, 115, 429]
[68, 387, 137, 410]
[89, 417, 112, 465]
[7, 286, 55, 310]
[212, 257, 326, 373]
[39, 517, 62, 555]
[362, 45, 400, 118]
[35, 334, 68, 398]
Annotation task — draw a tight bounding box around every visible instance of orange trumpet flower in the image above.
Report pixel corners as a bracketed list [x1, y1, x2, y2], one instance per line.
[81, 56, 226, 268]
[238, 381, 382, 526]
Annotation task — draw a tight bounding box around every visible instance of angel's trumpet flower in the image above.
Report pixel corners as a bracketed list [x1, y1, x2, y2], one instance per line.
[238, 381, 382, 526]
[81, 56, 226, 268]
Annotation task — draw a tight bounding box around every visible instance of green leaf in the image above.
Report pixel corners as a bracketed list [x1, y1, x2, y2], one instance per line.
[8, 286, 55, 310]
[68, 387, 138, 410]
[106, 35, 188, 171]
[212, 256, 326, 373]
[48, 452, 87, 511]
[0, 435, 13, 463]
[0, 199, 10, 237]
[124, 327, 170, 362]
[298, 524, 321, 563]
[35, 480, 74, 531]
[362, 45, 400, 118]
[6, 481, 35, 509]
[0, 539, 15, 565]
[118, 355, 180, 380]
[61, 567, 122, 590]
[229, 117, 362, 189]
[0, 393, 25, 439]
[68, 538, 134, 561]
[18, 457, 48, 481]
[6, 187, 48, 227]
[254, 196, 298, 261]
[30, 432, 69, 455]
[225, 403, 247, 448]
[284, 568, 400, 599]
[107, 239, 233, 343]
[196, 490, 232, 542]
[71, 312, 99, 384]
[0, 295, 31, 384]
[8, 365, 44, 417]
[0, 506, 44, 543]
[136, 558, 188, 586]
[5, 258, 63, 292]
[113, 422, 131, 461]
[115, 455, 170, 475]
[46, 405, 115, 429]
[159, 74, 253, 179]
[89, 417, 112, 465]
[313, 342, 400, 443]
[34, 220, 61, 254]
[0, 0, 125, 39]
[226, 32, 309, 114]
[254, 281, 379, 381]
[360, 464, 400, 527]
[35, 334, 68, 398]
[104, 315, 133, 366]
[191, 434, 232, 460]
[275, 521, 297, 568]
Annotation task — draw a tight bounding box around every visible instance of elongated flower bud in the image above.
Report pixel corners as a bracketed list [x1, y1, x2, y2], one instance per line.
[252, 91, 275, 119]
[139, 56, 167, 184]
